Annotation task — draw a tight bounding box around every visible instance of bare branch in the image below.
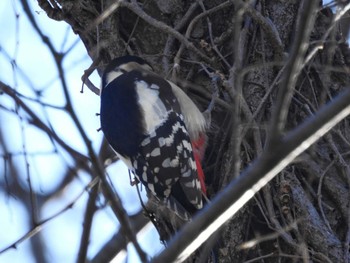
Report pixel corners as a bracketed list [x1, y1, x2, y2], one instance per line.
[77, 184, 99, 263]
[19, 1, 148, 260]
[0, 81, 89, 165]
[121, 0, 212, 64]
[0, 178, 99, 254]
[152, 87, 350, 262]
[267, 0, 319, 145]
[89, 211, 150, 263]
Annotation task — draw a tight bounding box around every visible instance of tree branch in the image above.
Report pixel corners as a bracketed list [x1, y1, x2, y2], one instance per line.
[89, 211, 150, 263]
[151, 86, 350, 262]
[19, 1, 148, 261]
[267, 0, 319, 145]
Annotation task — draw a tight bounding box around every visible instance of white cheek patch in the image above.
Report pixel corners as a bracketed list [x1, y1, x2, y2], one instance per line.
[104, 71, 124, 87]
[136, 81, 169, 133]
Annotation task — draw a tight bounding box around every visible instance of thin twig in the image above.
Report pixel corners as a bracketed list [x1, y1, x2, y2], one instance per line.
[19, 1, 148, 260]
[239, 221, 298, 250]
[221, 0, 251, 186]
[0, 82, 89, 165]
[267, 0, 319, 146]
[77, 183, 100, 263]
[0, 177, 99, 254]
[81, 57, 101, 95]
[162, 1, 200, 73]
[317, 160, 335, 232]
[90, 211, 150, 263]
[82, 0, 215, 74]
[173, 0, 233, 70]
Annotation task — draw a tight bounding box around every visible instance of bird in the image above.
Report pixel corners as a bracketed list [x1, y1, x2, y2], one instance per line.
[99, 55, 207, 219]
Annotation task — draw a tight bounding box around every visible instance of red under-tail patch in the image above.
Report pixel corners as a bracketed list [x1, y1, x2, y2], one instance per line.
[194, 152, 206, 194]
[192, 133, 207, 194]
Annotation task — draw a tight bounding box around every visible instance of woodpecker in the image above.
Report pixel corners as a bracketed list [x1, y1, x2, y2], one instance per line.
[100, 55, 207, 219]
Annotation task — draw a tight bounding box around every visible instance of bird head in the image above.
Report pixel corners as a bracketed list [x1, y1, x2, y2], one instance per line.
[101, 55, 153, 89]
